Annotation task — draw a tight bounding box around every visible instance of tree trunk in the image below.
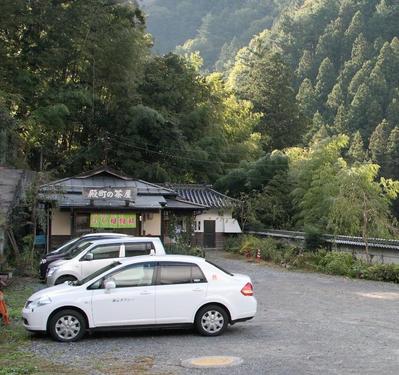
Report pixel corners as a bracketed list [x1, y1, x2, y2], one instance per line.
[362, 193, 370, 263]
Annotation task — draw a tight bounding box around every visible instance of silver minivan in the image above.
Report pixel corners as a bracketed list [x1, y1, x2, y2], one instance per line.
[46, 237, 166, 286]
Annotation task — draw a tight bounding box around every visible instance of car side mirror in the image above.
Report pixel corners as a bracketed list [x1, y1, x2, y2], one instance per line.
[104, 279, 116, 291]
[83, 253, 94, 261]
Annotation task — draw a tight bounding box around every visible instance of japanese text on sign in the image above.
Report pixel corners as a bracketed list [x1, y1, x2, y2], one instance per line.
[83, 188, 137, 201]
[90, 213, 137, 229]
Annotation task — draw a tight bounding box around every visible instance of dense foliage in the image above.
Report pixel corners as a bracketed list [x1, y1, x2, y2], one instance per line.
[2, 0, 399, 241]
[230, 0, 399, 178]
[0, 0, 261, 182]
[226, 235, 399, 283]
[141, 0, 292, 71]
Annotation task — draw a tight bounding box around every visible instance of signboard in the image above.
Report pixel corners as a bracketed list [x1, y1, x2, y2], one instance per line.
[83, 187, 137, 201]
[90, 213, 137, 229]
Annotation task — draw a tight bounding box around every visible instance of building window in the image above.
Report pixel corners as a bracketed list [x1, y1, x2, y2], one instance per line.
[75, 213, 91, 235]
[197, 221, 201, 231]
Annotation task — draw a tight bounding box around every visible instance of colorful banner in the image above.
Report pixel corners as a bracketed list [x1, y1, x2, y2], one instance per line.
[90, 213, 137, 228]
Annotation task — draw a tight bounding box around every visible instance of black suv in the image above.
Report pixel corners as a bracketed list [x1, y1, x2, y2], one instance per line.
[39, 233, 129, 280]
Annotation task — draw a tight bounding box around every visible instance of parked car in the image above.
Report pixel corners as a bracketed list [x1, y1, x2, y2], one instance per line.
[46, 237, 166, 286]
[23, 255, 257, 341]
[39, 233, 129, 280]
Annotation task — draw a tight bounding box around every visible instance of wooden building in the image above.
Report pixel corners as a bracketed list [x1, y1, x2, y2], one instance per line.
[39, 168, 241, 251]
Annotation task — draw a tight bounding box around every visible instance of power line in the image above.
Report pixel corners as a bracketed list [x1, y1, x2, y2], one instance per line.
[108, 136, 239, 166]
[105, 131, 264, 158]
[107, 133, 291, 167]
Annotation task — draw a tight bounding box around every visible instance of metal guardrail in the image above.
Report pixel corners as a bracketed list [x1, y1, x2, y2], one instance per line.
[247, 229, 399, 251]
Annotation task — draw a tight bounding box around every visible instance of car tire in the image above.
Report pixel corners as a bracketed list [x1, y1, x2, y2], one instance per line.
[55, 275, 77, 285]
[48, 309, 86, 342]
[195, 305, 228, 336]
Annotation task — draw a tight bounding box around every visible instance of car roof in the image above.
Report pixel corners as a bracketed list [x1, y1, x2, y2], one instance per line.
[118, 254, 206, 264]
[86, 237, 160, 245]
[81, 233, 128, 238]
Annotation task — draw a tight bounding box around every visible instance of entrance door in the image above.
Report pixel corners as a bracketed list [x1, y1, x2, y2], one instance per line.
[203, 220, 216, 248]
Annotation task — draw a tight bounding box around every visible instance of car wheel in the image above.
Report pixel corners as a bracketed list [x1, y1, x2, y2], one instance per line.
[195, 305, 228, 336]
[49, 309, 86, 342]
[55, 275, 77, 285]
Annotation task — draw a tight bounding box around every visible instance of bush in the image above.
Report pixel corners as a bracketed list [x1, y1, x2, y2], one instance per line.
[227, 235, 399, 284]
[165, 243, 205, 257]
[304, 226, 327, 251]
[363, 263, 399, 283]
[317, 252, 355, 276]
[224, 236, 242, 254]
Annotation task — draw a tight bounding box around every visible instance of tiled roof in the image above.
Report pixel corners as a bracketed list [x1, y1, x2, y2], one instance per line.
[162, 184, 239, 209]
[39, 168, 205, 211]
[40, 168, 176, 196]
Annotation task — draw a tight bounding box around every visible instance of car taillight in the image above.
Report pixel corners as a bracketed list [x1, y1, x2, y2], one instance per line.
[241, 282, 254, 296]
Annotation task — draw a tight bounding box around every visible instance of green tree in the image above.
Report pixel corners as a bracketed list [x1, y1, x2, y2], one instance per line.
[297, 78, 317, 118]
[348, 131, 366, 163]
[1, 0, 150, 172]
[315, 57, 336, 103]
[234, 51, 305, 150]
[385, 127, 399, 179]
[369, 119, 390, 167]
[291, 135, 349, 231]
[328, 163, 399, 262]
[351, 33, 370, 65]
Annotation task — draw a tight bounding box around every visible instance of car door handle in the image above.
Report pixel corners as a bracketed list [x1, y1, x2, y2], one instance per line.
[140, 291, 152, 295]
[192, 288, 203, 292]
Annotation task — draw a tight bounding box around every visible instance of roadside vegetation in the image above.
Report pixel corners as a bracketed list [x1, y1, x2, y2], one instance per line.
[0, 278, 76, 375]
[225, 235, 399, 284]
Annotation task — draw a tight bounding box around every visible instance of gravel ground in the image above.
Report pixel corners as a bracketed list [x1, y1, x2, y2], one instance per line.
[27, 251, 399, 374]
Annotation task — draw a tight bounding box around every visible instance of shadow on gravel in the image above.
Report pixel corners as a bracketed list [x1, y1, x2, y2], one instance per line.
[27, 323, 252, 343]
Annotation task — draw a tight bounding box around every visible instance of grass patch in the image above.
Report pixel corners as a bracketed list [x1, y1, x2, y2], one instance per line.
[0, 278, 80, 375]
[226, 235, 399, 283]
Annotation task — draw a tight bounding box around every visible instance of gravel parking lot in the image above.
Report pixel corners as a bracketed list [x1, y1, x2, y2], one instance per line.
[27, 251, 399, 374]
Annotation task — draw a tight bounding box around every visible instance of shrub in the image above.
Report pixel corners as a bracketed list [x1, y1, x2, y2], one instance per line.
[224, 236, 242, 254]
[363, 263, 399, 283]
[239, 235, 265, 257]
[165, 243, 205, 257]
[227, 235, 399, 284]
[317, 252, 355, 276]
[304, 226, 327, 251]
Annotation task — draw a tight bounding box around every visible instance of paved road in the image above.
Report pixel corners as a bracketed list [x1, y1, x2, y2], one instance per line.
[28, 252, 399, 374]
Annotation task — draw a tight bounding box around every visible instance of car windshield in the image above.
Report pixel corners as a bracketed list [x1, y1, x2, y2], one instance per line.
[50, 238, 79, 255]
[75, 262, 121, 286]
[65, 241, 93, 259]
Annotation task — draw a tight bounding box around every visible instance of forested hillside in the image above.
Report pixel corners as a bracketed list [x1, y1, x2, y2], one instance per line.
[140, 0, 291, 71]
[215, 0, 399, 236]
[0, 0, 261, 182]
[229, 0, 399, 179]
[2, 0, 399, 238]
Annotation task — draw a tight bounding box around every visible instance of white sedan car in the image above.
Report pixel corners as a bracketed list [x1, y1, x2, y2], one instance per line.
[23, 255, 257, 342]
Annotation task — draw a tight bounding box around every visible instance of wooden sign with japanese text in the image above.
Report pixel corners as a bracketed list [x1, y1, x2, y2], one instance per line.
[83, 187, 137, 201]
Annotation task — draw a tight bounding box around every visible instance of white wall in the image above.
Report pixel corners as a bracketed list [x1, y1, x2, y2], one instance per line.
[194, 208, 241, 234]
[142, 212, 161, 236]
[52, 209, 71, 235]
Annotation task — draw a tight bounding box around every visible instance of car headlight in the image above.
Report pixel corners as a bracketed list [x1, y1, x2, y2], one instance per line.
[25, 296, 52, 309]
[46, 266, 59, 277]
[40, 259, 47, 264]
